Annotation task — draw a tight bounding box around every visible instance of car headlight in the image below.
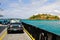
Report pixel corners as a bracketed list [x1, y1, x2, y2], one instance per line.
[19, 25, 21, 27]
[10, 25, 12, 27]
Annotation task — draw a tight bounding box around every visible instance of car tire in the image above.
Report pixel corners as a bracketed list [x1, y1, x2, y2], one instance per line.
[20, 30, 24, 33]
[7, 30, 10, 34]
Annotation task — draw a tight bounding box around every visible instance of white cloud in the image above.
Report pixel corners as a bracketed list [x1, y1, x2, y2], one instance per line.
[32, 1, 60, 15]
[31, 0, 47, 5]
[54, 10, 60, 13]
[1, 0, 60, 19]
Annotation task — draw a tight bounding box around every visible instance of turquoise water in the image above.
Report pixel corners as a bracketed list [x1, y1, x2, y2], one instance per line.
[22, 20, 60, 36]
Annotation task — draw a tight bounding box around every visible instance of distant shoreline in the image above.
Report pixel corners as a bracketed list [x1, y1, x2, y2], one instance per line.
[29, 14, 60, 20]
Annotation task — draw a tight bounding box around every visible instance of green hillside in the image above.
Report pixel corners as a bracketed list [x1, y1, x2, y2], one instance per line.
[29, 14, 60, 20]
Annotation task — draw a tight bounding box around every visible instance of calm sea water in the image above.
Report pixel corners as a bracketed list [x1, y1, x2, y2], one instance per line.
[22, 20, 60, 36]
[0, 19, 60, 36]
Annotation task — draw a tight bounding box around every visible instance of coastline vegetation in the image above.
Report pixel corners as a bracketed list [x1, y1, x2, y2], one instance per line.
[29, 14, 60, 20]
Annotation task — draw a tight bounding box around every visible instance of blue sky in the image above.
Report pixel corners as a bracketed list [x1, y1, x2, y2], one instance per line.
[0, 0, 60, 19]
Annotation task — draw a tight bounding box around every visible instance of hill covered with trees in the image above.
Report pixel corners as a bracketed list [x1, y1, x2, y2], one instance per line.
[29, 14, 60, 20]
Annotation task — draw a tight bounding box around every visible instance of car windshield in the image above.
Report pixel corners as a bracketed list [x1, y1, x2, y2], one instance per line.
[10, 20, 20, 23]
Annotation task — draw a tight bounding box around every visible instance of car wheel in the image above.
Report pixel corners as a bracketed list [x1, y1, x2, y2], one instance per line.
[20, 30, 24, 33]
[7, 30, 10, 34]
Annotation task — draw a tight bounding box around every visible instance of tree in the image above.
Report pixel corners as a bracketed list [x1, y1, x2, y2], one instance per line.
[29, 14, 60, 20]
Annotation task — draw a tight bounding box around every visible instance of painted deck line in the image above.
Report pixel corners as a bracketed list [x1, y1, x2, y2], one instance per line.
[0, 30, 7, 40]
[23, 27, 35, 40]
